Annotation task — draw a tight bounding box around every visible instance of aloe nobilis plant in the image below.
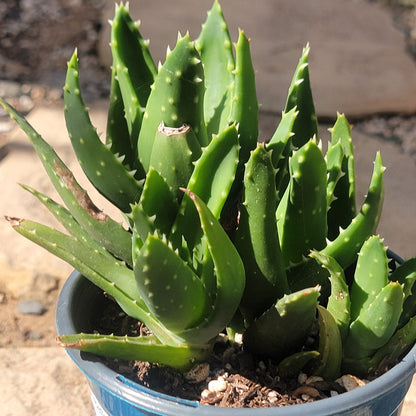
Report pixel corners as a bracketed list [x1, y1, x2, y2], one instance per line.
[3, 0, 416, 383]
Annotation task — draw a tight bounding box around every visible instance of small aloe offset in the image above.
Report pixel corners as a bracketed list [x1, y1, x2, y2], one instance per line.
[3, 0, 416, 382]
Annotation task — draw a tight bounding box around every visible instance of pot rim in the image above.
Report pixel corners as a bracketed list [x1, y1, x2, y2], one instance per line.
[56, 268, 416, 415]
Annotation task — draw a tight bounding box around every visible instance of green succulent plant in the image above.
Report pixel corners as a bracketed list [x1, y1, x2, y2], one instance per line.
[3, 0, 416, 381]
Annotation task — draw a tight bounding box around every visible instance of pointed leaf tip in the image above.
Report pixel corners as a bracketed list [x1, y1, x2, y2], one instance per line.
[5, 216, 23, 227]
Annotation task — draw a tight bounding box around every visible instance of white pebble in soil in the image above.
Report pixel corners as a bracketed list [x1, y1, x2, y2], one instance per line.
[208, 376, 227, 393]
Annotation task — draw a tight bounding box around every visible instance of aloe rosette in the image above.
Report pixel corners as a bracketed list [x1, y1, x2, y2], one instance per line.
[2, 0, 416, 380]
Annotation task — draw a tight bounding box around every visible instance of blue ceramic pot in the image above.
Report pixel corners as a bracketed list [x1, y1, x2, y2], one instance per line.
[56, 270, 416, 416]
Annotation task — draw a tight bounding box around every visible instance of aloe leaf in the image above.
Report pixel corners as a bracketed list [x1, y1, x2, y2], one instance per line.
[278, 350, 320, 379]
[138, 34, 207, 171]
[188, 124, 239, 218]
[268, 108, 298, 204]
[276, 139, 327, 265]
[64, 52, 143, 213]
[322, 152, 385, 269]
[106, 66, 137, 172]
[149, 123, 201, 202]
[284, 44, 318, 149]
[313, 305, 342, 380]
[57, 333, 210, 371]
[326, 141, 344, 209]
[5, 218, 156, 323]
[390, 258, 416, 299]
[20, 184, 115, 261]
[0, 98, 133, 265]
[243, 286, 320, 361]
[369, 314, 416, 374]
[231, 41, 261, 202]
[342, 315, 416, 377]
[196, 0, 235, 138]
[135, 168, 179, 238]
[134, 233, 211, 334]
[171, 124, 239, 251]
[399, 295, 416, 329]
[130, 205, 152, 248]
[235, 144, 288, 318]
[267, 108, 298, 200]
[180, 190, 245, 343]
[394, 258, 416, 327]
[267, 107, 298, 169]
[345, 282, 404, 359]
[327, 113, 356, 239]
[110, 3, 157, 151]
[193, 242, 216, 303]
[219, 30, 259, 227]
[310, 251, 350, 342]
[285, 257, 331, 298]
[230, 29, 259, 166]
[350, 235, 389, 321]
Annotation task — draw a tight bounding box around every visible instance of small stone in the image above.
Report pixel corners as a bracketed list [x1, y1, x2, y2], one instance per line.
[268, 391, 278, 404]
[25, 330, 43, 340]
[17, 300, 45, 316]
[201, 389, 219, 404]
[21, 84, 32, 94]
[208, 376, 227, 393]
[298, 372, 308, 384]
[233, 333, 243, 344]
[306, 375, 324, 384]
[0, 81, 21, 98]
[201, 389, 211, 400]
[18, 95, 34, 113]
[47, 88, 62, 102]
[184, 362, 209, 383]
[0, 120, 13, 132]
[292, 385, 321, 398]
[31, 273, 59, 295]
[336, 374, 367, 392]
[30, 85, 46, 101]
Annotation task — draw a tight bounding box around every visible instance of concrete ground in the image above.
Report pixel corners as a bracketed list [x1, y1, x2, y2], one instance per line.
[1, 0, 416, 414]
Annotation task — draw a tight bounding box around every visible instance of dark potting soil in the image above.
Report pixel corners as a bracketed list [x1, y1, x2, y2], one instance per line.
[88, 293, 357, 408]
